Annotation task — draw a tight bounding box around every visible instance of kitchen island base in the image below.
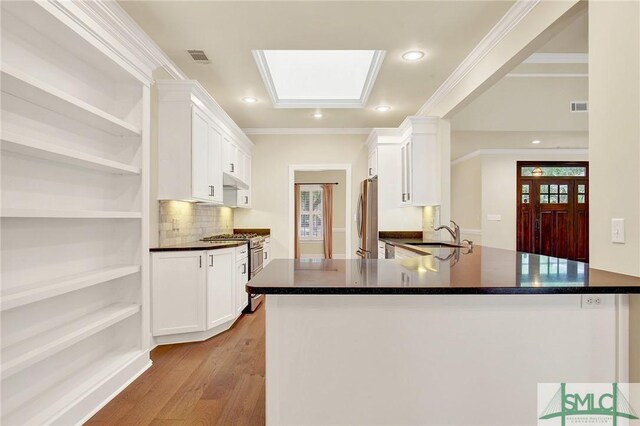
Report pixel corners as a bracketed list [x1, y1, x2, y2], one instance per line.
[265, 294, 629, 425]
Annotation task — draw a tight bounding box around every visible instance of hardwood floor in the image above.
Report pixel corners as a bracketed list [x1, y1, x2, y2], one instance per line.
[86, 305, 265, 425]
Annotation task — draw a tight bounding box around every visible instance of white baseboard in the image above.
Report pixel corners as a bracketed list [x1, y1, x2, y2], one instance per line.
[58, 350, 151, 426]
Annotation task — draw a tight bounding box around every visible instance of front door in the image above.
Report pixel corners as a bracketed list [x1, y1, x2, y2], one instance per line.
[517, 162, 589, 262]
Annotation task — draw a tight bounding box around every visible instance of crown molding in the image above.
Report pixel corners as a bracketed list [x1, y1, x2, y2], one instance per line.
[506, 73, 588, 78]
[79, 0, 188, 81]
[416, 0, 540, 116]
[157, 80, 254, 149]
[252, 49, 385, 109]
[523, 53, 588, 64]
[242, 128, 372, 136]
[451, 148, 589, 165]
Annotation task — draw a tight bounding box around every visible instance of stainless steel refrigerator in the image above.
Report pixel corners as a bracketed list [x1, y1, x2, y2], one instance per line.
[356, 177, 378, 259]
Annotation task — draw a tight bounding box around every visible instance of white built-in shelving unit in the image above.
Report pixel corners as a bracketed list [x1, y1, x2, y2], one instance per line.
[1, 1, 153, 424]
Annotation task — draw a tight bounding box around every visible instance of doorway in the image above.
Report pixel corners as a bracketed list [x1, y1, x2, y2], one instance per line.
[516, 161, 589, 262]
[288, 164, 352, 259]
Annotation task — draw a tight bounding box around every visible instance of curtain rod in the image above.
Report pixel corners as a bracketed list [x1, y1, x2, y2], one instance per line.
[294, 182, 339, 185]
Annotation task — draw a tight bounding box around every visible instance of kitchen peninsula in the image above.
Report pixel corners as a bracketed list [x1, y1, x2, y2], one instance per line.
[248, 246, 640, 425]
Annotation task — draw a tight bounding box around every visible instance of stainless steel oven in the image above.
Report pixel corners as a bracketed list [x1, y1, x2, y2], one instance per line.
[251, 242, 264, 277]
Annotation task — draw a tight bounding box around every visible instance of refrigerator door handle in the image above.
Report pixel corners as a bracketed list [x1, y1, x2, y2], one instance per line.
[357, 193, 364, 238]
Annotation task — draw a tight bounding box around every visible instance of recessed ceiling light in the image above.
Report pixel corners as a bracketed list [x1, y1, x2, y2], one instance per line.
[313, 112, 324, 119]
[242, 96, 258, 104]
[375, 105, 391, 112]
[402, 50, 425, 61]
[531, 140, 541, 144]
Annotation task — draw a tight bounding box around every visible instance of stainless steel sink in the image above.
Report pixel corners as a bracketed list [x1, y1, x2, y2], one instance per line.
[409, 242, 464, 248]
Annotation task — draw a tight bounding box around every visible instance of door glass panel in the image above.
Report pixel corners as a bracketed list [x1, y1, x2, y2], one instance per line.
[578, 194, 586, 203]
[522, 194, 530, 204]
[540, 185, 549, 193]
[540, 195, 549, 204]
[560, 185, 568, 194]
[521, 166, 587, 177]
[549, 185, 558, 194]
[560, 195, 569, 204]
[549, 195, 558, 204]
[522, 184, 529, 194]
[578, 184, 586, 194]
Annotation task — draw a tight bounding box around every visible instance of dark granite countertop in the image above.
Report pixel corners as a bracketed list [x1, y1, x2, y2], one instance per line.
[234, 228, 271, 236]
[150, 241, 246, 252]
[246, 245, 640, 295]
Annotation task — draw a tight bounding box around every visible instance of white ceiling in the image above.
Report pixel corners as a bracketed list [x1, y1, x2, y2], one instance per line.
[451, 9, 588, 138]
[119, 1, 514, 129]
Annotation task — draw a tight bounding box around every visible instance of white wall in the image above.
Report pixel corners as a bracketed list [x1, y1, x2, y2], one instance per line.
[234, 134, 367, 259]
[451, 155, 482, 243]
[588, 0, 640, 382]
[451, 150, 588, 251]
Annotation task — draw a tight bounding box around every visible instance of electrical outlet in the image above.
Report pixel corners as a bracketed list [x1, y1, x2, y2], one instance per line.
[581, 294, 604, 308]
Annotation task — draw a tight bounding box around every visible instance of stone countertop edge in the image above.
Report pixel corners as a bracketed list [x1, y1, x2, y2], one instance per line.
[150, 241, 246, 252]
[245, 285, 640, 295]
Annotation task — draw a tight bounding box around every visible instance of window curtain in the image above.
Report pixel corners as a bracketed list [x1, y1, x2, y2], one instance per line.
[294, 184, 301, 259]
[322, 184, 333, 259]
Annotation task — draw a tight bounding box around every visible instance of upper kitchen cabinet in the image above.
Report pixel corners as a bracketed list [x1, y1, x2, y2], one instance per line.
[156, 80, 253, 204]
[367, 147, 378, 178]
[368, 117, 443, 208]
[399, 117, 441, 207]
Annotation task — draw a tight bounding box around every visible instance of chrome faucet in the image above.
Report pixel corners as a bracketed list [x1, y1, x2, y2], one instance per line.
[435, 220, 461, 245]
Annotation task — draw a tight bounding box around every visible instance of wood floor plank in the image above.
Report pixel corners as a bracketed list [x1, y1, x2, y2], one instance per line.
[86, 304, 266, 425]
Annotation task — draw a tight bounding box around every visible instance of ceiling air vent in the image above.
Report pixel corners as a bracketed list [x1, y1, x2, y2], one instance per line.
[187, 50, 210, 64]
[570, 101, 588, 112]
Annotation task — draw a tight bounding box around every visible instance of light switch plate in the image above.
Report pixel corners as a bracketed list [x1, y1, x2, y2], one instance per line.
[611, 218, 625, 243]
[487, 214, 501, 222]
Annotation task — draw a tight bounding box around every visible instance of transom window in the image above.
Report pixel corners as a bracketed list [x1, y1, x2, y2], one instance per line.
[299, 185, 323, 240]
[521, 166, 586, 177]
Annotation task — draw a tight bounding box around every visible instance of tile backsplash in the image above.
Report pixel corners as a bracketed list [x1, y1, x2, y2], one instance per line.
[159, 200, 234, 246]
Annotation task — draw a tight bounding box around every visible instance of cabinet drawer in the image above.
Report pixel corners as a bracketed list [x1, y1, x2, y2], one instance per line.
[235, 244, 249, 260]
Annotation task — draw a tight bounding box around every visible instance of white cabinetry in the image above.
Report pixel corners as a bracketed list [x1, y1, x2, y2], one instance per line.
[0, 1, 151, 424]
[235, 246, 249, 314]
[236, 152, 252, 208]
[151, 246, 243, 344]
[399, 120, 441, 207]
[206, 248, 236, 328]
[367, 148, 378, 178]
[264, 237, 272, 266]
[151, 251, 206, 336]
[157, 83, 225, 203]
[377, 241, 386, 259]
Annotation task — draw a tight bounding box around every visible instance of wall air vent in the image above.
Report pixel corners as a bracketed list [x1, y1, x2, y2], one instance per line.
[187, 50, 210, 64]
[570, 101, 588, 112]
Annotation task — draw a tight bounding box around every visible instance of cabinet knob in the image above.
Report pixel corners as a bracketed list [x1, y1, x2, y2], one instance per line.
[209, 254, 214, 267]
[245, 196, 249, 204]
[368, 167, 372, 176]
[230, 163, 234, 173]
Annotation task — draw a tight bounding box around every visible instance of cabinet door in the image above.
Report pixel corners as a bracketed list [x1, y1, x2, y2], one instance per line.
[400, 142, 407, 205]
[208, 125, 224, 204]
[237, 190, 251, 208]
[264, 237, 271, 266]
[206, 248, 235, 328]
[192, 107, 212, 201]
[236, 259, 249, 314]
[368, 149, 378, 177]
[152, 251, 206, 336]
[405, 138, 412, 203]
[223, 138, 238, 176]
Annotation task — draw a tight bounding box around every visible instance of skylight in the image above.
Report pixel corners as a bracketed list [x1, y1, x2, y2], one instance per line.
[253, 50, 385, 108]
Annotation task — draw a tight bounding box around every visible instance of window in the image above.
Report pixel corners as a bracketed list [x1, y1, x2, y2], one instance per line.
[521, 166, 586, 177]
[299, 185, 323, 240]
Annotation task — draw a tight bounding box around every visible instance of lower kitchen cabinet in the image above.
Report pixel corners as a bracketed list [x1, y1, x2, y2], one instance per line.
[151, 247, 244, 344]
[207, 248, 236, 329]
[151, 251, 207, 336]
[264, 236, 272, 266]
[236, 255, 249, 314]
